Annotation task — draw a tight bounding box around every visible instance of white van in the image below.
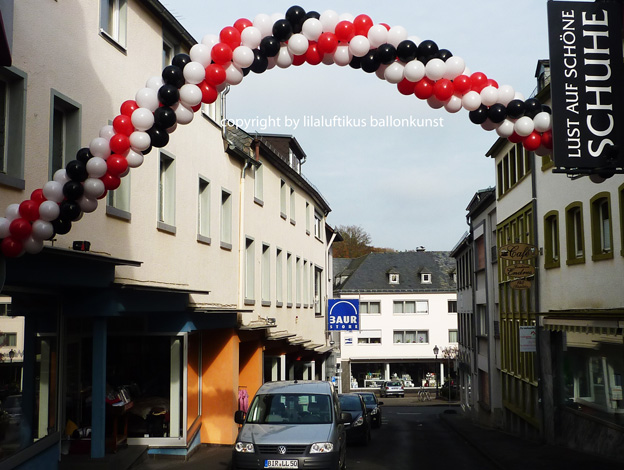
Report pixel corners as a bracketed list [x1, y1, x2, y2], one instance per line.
[232, 380, 349, 470]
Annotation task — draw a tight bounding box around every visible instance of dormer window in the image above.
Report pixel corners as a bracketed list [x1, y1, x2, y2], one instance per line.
[421, 273, 432, 284]
[389, 273, 399, 284]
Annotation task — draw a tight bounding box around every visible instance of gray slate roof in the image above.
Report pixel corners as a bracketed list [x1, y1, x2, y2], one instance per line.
[333, 251, 456, 294]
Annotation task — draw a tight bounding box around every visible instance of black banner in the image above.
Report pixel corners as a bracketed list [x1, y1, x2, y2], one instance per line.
[548, 0, 624, 173]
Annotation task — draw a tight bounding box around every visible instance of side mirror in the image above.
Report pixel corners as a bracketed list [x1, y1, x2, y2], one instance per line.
[339, 412, 352, 424]
[234, 410, 247, 425]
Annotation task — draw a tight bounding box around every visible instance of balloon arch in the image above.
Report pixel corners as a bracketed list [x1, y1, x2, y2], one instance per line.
[0, 6, 553, 258]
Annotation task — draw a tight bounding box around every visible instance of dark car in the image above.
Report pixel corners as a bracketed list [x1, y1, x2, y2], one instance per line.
[338, 393, 371, 445]
[358, 392, 383, 428]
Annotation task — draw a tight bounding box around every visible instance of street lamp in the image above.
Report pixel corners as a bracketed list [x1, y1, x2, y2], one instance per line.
[442, 346, 458, 405]
[433, 345, 439, 398]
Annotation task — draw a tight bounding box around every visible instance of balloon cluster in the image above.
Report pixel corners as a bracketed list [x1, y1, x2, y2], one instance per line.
[0, 5, 552, 258]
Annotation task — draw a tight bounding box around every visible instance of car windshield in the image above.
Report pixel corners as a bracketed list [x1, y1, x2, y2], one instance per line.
[360, 394, 377, 405]
[246, 393, 332, 424]
[339, 395, 362, 411]
[387, 381, 402, 387]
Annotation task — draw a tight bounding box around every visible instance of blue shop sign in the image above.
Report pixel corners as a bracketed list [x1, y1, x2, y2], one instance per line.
[327, 299, 359, 331]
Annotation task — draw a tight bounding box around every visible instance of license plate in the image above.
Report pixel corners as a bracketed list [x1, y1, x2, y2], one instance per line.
[264, 459, 299, 468]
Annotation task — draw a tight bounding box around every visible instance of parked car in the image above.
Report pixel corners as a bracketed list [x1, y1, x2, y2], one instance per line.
[380, 380, 404, 398]
[338, 393, 371, 445]
[358, 392, 383, 428]
[0, 395, 22, 424]
[232, 381, 349, 470]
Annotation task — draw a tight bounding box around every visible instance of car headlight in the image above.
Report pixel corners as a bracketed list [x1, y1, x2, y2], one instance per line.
[370, 408, 378, 415]
[353, 415, 364, 427]
[234, 442, 255, 453]
[310, 442, 334, 453]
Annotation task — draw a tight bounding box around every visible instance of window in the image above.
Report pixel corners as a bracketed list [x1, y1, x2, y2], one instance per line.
[590, 194, 613, 261]
[261, 244, 270, 304]
[254, 164, 263, 204]
[303, 260, 309, 305]
[0, 68, 26, 188]
[393, 300, 428, 314]
[107, 174, 130, 217]
[306, 202, 311, 234]
[544, 210, 560, 268]
[314, 211, 323, 239]
[360, 301, 381, 314]
[290, 187, 296, 224]
[100, 0, 127, 48]
[477, 305, 488, 336]
[388, 273, 399, 284]
[449, 330, 458, 343]
[448, 300, 457, 313]
[621, 184, 624, 257]
[50, 92, 81, 177]
[420, 273, 431, 284]
[280, 180, 287, 219]
[245, 238, 255, 303]
[314, 266, 323, 316]
[286, 253, 293, 306]
[296, 256, 302, 305]
[475, 235, 486, 270]
[158, 152, 175, 230]
[393, 330, 427, 343]
[198, 177, 210, 242]
[220, 189, 232, 249]
[565, 202, 585, 265]
[0, 332, 16, 346]
[417, 330, 429, 343]
[276, 248, 283, 305]
[358, 330, 382, 344]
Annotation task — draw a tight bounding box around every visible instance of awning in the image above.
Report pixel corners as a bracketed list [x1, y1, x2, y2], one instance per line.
[540, 310, 624, 335]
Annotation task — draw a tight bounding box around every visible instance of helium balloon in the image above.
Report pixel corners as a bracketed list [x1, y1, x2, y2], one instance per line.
[147, 125, 169, 148]
[9, 218, 32, 240]
[375, 44, 397, 65]
[260, 36, 281, 57]
[360, 51, 381, 73]
[273, 19, 293, 42]
[83, 178, 106, 198]
[317, 32, 338, 54]
[533, 112, 551, 132]
[52, 218, 72, 235]
[487, 103, 507, 123]
[469, 105, 489, 125]
[506, 99, 526, 119]
[404, 60, 425, 82]
[171, 53, 191, 70]
[179, 84, 202, 107]
[31, 220, 54, 240]
[76, 147, 94, 164]
[154, 106, 177, 129]
[131, 107, 155, 132]
[387, 26, 408, 47]
[129, 131, 151, 152]
[162, 65, 185, 88]
[190, 43, 212, 67]
[38, 200, 61, 222]
[461, 91, 482, 111]
[86, 156, 108, 178]
[63, 180, 84, 201]
[109, 134, 130, 154]
[135, 87, 160, 111]
[414, 78, 434, 99]
[287, 34, 309, 56]
[66, 160, 89, 182]
[514, 116, 535, 137]
[524, 98, 542, 118]
[59, 201, 82, 221]
[397, 40, 417, 63]
[349, 35, 371, 58]
[286, 5, 307, 33]
[19, 200, 40, 222]
[182, 61, 206, 85]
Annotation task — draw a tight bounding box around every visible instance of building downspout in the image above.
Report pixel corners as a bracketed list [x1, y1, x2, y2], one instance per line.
[237, 158, 250, 310]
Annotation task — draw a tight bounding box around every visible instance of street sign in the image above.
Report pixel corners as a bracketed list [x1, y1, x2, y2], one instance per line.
[327, 299, 359, 331]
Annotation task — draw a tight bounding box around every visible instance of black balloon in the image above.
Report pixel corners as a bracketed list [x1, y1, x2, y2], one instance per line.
[260, 36, 280, 57]
[63, 180, 84, 201]
[172, 53, 191, 70]
[162, 65, 185, 88]
[396, 40, 418, 63]
[286, 6, 306, 33]
[52, 218, 72, 235]
[143, 145, 152, 156]
[66, 160, 88, 182]
[242, 67, 250, 77]
[154, 106, 177, 129]
[375, 44, 397, 65]
[417, 40, 438, 61]
[75, 147, 93, 164]
[469, 105, 489, 125]
[524, 98, 542, 118]
[488, 103, 507, 123]
[506, 99, 526, 119]
[435, 49, 453, 61]
[360, 51, 381, 73]
[59, 201, 82, 221]
[251, 49, 269, 73]
[158, 84, 180, 106]
[349, 56, 362, 70]
[305, 11, 320, 20]
[272, 19, 293, 42]
[147, 125, 169, 148]
[542, 104, 552, 115]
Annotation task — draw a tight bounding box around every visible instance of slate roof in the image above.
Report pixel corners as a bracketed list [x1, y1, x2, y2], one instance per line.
[333, 251, 456, 294]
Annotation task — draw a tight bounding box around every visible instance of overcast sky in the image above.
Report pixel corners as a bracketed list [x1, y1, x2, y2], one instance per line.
[159, 0, 551, 251]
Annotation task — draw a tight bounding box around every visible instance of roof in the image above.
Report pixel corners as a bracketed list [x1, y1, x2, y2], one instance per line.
[256, 380, 334, 395]
[333, 251, 456, 294]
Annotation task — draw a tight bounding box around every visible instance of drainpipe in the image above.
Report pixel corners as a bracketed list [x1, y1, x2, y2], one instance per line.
[237, 158, 250, 310]
[221, 85, 230, 140]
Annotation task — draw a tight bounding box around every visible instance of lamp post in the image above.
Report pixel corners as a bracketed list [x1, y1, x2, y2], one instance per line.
[433, 345, 439, 399]
[442, 346, 458, 404]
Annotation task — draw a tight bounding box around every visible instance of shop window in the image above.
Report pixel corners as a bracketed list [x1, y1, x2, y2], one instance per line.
[590, 193, 613, 261]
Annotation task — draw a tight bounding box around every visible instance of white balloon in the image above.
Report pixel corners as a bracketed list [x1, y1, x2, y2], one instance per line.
[89, 137, 111, 160]
[179, 84, 202, 107]
[425, 58, 446, 81]
[77, 196, 98, 213]
[322, 53, 335, 65]
[201, 34, 219, 48]
[38, 201, 60, 222]
[333, 45, 352, 66]
[232, 45, 255, 68]
[129, 131, 151, 151]
[287, 34, 309, 56]
[0, 217, 10, 237]
[462, 66, 471, 77]
[514, 116, 535, 136]
[407, 36, 421, 46]
[481, 119, 499, 131]
[42, 181, 64, 203]
[190, 43, 212, 67]
[514, 91, 525, 101]
[387, 26, 408, 47]
[497, 85, 515, 106]
[367, 25, 388, 48]
[339, 13, 354, 22]
[384, 62, 405, 83]
[224, 63, 244, 85]
[270, 13, 282, 25]
[53, 169, 70, 185]
[31, 219, 54, 240]
[86, 157, 108, 178]
[276, 46, 294, 68]
[427, 96, 445, 109]
[83, 178, 106, 198]
[99, 124, 115, 141]
[145, 75, 164, 91]
[173, 102, 194, 125]
[320, 10, 339, 32]
[131, 108, 155, 132]
[404, 60, 425, 82]
[302, 18, 323, 41]
[167, 122, 178, 134]
[496, 119, 516, 138]
[375, 64, 388, 80]
[135, 87, 160, 112]
[461, 91, 482, 111]
[533, 112, 552, 132]
[5, 204, 20, 221]
[444, 95, 463, 113]
[480, 86, 499, 107]
[126, 149, 145, 168]
[349, 35, 370, 57]
[241, 26, 262, 49]
[23, 236, 44, 254]
[443, 56, 465, 80]
[183, 62, 206, 85]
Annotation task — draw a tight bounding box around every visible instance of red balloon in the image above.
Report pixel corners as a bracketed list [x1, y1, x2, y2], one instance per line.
[508, 132, 523, 144]
[305, 42, 323, 65]
[292, 54, 306, 66]
[113, 114, 134, 136]
[397, 78, 416, 96]
[9, 218, 32, 240]
[486, 78, 499, 89]
[19, 200, 40, 222]
[109, 134, 131, 154]
[317, 32, 338, 54]
[199, 80, 218, 104]
[106, 155, 129, 177]
[542, 130, 553, 149]
[523, 132, 541, 151]
[211, 43, 233, 65]
[98, 189, 108, 200]
[452, 75, 471, 96]
[433, 79, 454, 101]
[205, 64, 227, 86]
[353, 14, 374, 36]
[101, 173, 121, 191]
[233, 18, 253, 33]
[1, 237, 23, 258]
[414, 78, 435, 100]
[470, 72, 488, 93]
[120, 100, 139, 117]
[31, 188, 46, 204]
[192, 103, 202, 112]
[380, 23, 391, 31]
[220, 26, 241, 50]
[334, 21, 355, 42]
